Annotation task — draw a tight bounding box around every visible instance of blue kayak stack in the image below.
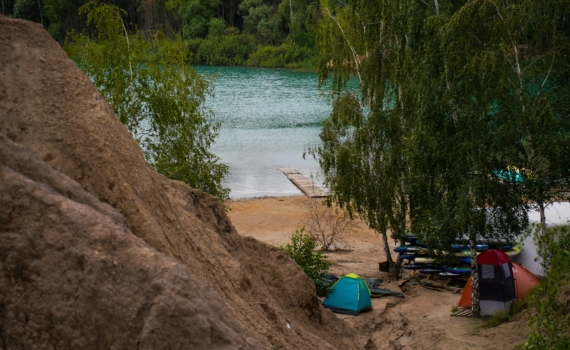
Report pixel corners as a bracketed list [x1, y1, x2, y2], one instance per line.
[394, 236, 494, 278]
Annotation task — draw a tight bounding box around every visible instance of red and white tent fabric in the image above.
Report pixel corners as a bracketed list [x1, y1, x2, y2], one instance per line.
[458, 261, 539, 309]
[458, 249, 517, 315]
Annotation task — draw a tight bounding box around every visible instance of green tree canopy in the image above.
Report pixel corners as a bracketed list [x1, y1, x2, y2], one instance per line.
[313, 0, 570, 315]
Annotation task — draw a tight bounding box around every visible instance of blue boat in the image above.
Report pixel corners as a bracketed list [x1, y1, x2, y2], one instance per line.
[451, 244, 488, 251]
[443, 266, 471, 275]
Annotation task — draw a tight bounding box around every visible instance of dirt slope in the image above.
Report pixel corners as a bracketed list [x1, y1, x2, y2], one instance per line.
[0, 16, 357, 349]
[0, 135, 258, 349]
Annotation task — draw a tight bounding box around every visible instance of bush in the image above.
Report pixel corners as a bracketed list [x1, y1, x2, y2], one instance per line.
[305, 198, 358, 251]
[281, 226, 331, 297]
[246, 40, 317, 69]
[525, 224, 570, 349]
[195, 34, 257, 66]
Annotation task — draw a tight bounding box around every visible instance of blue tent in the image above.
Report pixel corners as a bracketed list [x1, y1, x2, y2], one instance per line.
[322, 273, 372, 315]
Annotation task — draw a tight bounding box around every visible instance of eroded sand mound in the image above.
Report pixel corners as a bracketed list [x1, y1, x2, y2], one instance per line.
[0, 16, 356, 349]
[0, 135, 258, 349]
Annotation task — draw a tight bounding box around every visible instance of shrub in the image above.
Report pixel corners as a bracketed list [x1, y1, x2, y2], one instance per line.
[525, 224, 570, 349]
[281, 226, 331, 297]
[305, 198, 359, 251]
[195, 34, 256, 66]
[246, 40, 316, 69]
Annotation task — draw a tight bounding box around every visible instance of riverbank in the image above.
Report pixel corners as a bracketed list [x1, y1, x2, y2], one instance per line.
[229, 195, 530, 349]
[190, 36, 317, 70]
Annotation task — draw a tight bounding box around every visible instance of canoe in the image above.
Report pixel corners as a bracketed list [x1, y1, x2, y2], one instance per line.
[394, 245, 425, 253]
[439, 272, 462, 278]
[400, 254, 416, 261]
[443, 266, 471, 275]
[415, 257, 435, 264]
[505, 246, 521, 257]
[451, 244, 488, 251]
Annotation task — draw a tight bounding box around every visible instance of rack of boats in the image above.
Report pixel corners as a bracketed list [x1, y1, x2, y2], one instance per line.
[395, 235, 521, 278]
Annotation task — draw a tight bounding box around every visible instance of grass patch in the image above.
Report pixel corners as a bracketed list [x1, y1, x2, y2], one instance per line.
[451, 305, 459, 313]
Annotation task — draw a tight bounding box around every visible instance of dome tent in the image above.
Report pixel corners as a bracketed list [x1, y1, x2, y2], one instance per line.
[458, 249, 516, 315]
[458, 261, 539, 308]
[322, 273, 372, 315]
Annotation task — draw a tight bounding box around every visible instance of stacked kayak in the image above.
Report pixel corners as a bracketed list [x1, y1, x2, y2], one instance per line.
[396, 240, 480, 278]
[394, 236, 521, 278]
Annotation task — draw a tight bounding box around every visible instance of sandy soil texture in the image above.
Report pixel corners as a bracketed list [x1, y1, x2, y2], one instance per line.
[0, 16, 359, 349]
[229, 195, 530, 350]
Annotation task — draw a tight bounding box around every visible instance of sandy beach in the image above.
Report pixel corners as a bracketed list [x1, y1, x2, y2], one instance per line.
[229, 195, 530, 350]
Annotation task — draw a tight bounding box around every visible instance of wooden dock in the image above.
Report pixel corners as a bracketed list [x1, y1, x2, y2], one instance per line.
[279, 168, 329, 198]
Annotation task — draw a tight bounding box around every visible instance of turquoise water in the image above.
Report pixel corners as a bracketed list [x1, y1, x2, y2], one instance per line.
[194, 66, 335, 198]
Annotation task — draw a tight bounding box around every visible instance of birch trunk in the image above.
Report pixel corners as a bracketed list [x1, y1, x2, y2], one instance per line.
[470, 235, 481, 317]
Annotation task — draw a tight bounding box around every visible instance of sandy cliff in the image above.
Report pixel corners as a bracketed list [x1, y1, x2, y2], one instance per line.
[0, 15, 356, 349]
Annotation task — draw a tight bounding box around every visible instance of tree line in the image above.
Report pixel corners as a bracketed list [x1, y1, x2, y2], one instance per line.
[5, 0, 321, 68]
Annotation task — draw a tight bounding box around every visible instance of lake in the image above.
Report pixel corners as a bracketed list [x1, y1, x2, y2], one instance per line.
[195, 66, 338, 198]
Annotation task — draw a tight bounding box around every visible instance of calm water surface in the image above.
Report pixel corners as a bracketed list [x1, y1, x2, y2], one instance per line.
[194, 66, 336, 198]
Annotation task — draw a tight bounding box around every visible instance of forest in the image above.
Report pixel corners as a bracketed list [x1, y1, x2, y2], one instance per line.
[4, 0, 320, 68]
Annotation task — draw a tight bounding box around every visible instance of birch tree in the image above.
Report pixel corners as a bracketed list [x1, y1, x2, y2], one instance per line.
[65, 2, 230, 201]
[312, 0, 570, 316]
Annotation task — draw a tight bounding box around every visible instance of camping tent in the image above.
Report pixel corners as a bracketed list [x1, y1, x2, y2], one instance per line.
[322, 273, 372, 315]
[465, 249, 516, 315]
[458, 262, 539, 308]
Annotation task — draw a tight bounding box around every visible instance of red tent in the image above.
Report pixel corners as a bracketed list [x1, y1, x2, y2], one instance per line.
[458, 262, 539, 308]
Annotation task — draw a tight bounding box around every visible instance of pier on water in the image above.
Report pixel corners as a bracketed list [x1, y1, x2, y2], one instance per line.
[278, 168, 329, 198]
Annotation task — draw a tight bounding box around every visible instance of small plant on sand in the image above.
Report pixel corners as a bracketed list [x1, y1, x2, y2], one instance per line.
[281, 226, 331, 297]
[451, 306, 459, 313]
[305, 198, 359, 251]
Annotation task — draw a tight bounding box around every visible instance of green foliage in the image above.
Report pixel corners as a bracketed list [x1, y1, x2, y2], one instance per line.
[166, 0, 220, 38]
[13, 0, 38, 21]
[246, 39, 316, 68]
[196, 33, 257, 66]
[526, 225, 570, 349]
[7, 0, 320, 69]
[239, 0, 283, 45]
[312, 0, 570, 286]
[42, 0, 84, 41]
[65, 2, 229, 201]
[208, 17, 226, 37]
[451, 305, 459, 313]
[281, 226, 331, 297]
